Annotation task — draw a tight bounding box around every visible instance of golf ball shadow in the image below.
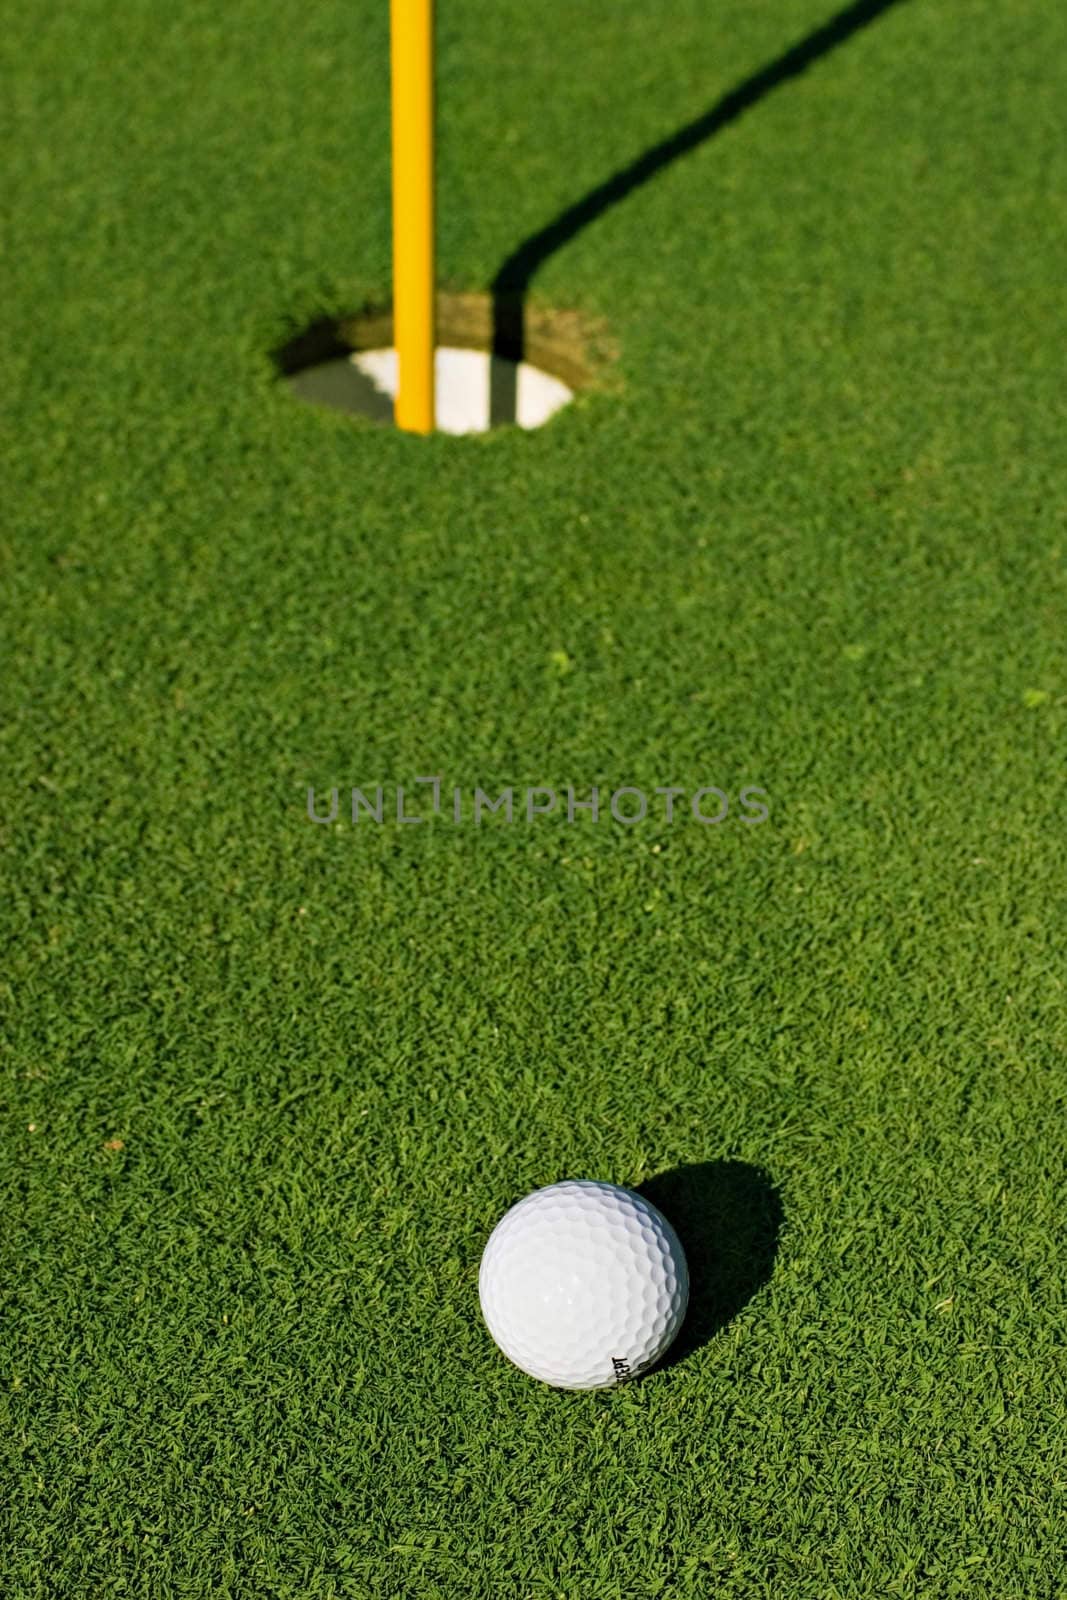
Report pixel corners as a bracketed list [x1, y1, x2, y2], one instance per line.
[638, 1159, 783, 1369]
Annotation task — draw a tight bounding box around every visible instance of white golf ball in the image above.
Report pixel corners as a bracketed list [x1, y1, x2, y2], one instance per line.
[478, 1179, 689, 1390]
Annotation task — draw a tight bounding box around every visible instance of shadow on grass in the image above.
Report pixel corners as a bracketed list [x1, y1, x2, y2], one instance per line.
[489, 0, 909, 423]
[640, 1160, 783, 1368]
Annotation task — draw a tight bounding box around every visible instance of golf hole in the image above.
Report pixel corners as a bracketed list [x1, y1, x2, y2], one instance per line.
[274, 291, 617, 435]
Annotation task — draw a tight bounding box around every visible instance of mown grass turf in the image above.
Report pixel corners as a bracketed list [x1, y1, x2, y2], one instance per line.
[2, 0, 1066, 1595]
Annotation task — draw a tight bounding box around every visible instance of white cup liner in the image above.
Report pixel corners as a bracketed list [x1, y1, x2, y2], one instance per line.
[286, 344, 574, 434]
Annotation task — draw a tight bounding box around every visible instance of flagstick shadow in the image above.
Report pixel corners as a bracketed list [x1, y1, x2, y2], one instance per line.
[489, 0, 909, 424]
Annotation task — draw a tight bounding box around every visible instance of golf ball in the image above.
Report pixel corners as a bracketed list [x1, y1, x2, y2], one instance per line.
[478, 1179, 689, 1390]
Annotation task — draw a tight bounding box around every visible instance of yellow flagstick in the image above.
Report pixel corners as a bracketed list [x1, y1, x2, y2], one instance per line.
[390, 0, 435, 433]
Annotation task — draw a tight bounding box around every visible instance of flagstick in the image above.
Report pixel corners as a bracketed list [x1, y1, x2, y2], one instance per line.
[390, 0, 435, 433]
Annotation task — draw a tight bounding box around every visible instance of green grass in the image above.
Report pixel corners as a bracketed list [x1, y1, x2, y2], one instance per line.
[2, 0, 1066, 1594]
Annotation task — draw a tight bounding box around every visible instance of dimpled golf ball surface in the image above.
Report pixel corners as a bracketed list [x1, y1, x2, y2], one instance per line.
[479, 1180, 689, 1390]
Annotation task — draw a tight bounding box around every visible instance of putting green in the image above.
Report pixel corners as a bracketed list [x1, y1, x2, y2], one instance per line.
[2, 1, 1065, 1596]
